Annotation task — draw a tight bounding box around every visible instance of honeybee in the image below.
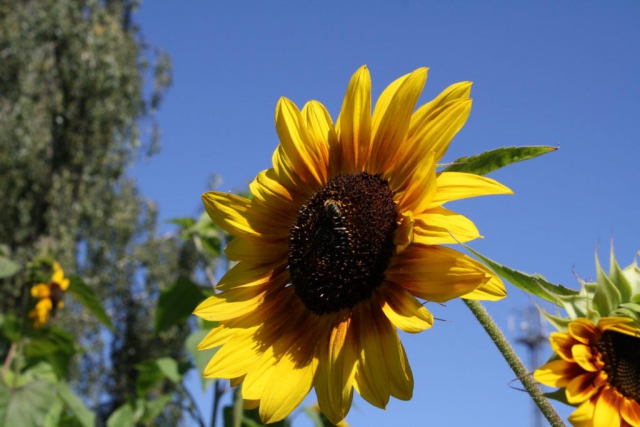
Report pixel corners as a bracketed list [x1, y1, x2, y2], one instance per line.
[323, 199, 342, 220]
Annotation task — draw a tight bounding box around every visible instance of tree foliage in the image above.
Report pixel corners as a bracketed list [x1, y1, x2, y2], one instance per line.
[0, 0, 200, 423]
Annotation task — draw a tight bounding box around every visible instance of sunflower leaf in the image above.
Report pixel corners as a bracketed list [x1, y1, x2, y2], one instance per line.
[156, 277, 208, 333]
[462, 245, 578, 303]
[57, 382, 95, 427]
[442, 145, 558, 175]
[67, 275, 115, 331]
[0, 380, 57, 427]
[0, 255, 20, 278]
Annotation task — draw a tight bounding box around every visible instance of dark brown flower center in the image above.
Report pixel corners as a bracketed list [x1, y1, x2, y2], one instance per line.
[288, 172, 397, 315]
[597, 329, 640, 402]
[49, 282, 64, 309]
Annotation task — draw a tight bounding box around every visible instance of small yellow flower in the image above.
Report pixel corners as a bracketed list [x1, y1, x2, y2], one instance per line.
[534, 317, 640, 427]
[28, 262, 70, 329]
[195, 66, 511, 424]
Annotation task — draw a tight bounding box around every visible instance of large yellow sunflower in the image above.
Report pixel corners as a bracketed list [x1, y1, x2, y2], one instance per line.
[28, 261, 70, 329]
[194, 66, 512, 424]
[534, 317, 640, 427]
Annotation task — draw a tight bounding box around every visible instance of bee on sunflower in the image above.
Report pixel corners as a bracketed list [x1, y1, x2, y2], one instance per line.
[194, 66, 512, 424]
[535, 249, 640, 427]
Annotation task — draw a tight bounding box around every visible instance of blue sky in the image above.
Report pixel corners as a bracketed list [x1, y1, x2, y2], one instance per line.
[132, 2, 640, 426]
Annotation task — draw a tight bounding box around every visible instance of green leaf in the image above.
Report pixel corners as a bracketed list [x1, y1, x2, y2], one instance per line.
[155, 277, 207, 333]
[25, 328, 76, 378]
[57, 383, 95, 427]
[442, 145, 558, 175]
[593, 254, 622, 316]
[0, 256, 20, 278]
[106, 403, 135, 427]
[155, 357, 186, 383]
[462, 245, 578, 303]
[0, 380, 57, 427]
[135, 361, 166, 396]
[67, 275, 114, 331]
[140, 394, 173, 423]
[0, 314, 21, 343]
[185, 328, 218, 391]
[135, 357, 190, 395]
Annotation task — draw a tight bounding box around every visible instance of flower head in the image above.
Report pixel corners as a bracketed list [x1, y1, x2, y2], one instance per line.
[534, 317, 640, 427]
[28, 261, 70, 329]
[194, 66, 512, 424]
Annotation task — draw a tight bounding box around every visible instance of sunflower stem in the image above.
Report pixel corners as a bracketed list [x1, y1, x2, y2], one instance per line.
[463, 299, 566, 427]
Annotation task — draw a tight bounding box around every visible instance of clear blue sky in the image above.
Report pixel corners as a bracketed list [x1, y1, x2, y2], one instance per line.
[132, 2, 640, 426]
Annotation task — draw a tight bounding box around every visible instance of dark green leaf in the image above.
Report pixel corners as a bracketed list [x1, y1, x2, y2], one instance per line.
[185, 328, 218, 391]
[0, 380, 57, 427]
[25, 328, 76, 378]
[57, 383, 95, 427]
[135, 361, 166, 396]
[0, 314, 21, 343]
[140, 394, 173, 423]
[0, 256, 20, 278]
[463, 245, 578, 303]
[156, 277, 207, 333]
[442, 145, 558, 175]
[67, 275, 114, 331]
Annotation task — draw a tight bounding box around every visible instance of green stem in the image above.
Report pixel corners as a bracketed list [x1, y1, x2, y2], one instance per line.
[177, 382, 206, 427]
[211, 380, 223, 427]
[463, 299, 566, 427]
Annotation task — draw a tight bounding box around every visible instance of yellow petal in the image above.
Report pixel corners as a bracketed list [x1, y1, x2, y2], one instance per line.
[225, 237, 288, 263]
[193, 287, 268, 322]
[259, 347, 317, 423]
[374, 311, 413, 400]
[406, 98, 472, 165]
[315, 313, 357, 425]
[566, 372, 600, 404]
[593, 387, 622, 427]
[459, 262, 506, 302]
[533, 360, 575, 387]
[335, 66, 372, 173]
[378, 283, 433, 333]
[202, 192, 288, 240]
[621, 396, 640, 427]
[203, 325, 261, 378]
[272, 144, 316, 197]
[392, 152, 437, 215]
[430, 172, 513, 207]
[572, 344, 598, 372]
[549, 331, 576, 362]
[52, 262, 65, 282]
[250, 168, 304, 212]
[569, 319, 599, 344]
[243, 399, 260, 410]
[385, 245, 489, 303]
[276, 97, 327, 187]
[216, 261, 287, 291]
[302, 100, 334, 177]
[413, 206, 481, 245]
[568, 398, 596, 427]
[393, 211, 414, 254]
[352, 301, 389, 409]
[369, 68, 428, 174]
[409, 81, 472, 145]
[31, 284, 51, 299]
[242, 346, 277, 400]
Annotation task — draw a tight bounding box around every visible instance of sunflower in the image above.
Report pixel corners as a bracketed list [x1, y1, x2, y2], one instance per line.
[534, 317, 640, 427]
[28, 261, 70, 329]
[194, 66, 512, 424]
